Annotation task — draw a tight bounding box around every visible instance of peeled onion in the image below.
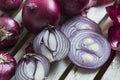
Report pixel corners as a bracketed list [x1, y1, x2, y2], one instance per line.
[22, 0, 61, 33]
[33, 26, 70, 62]
[69, 30, 111, 69]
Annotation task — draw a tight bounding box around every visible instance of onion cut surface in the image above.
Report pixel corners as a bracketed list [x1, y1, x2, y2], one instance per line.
[61, 16, 101, 38]
[15, 53, 50, 80]
[69, 30, 111, 69]
[33, 27, 70, 62]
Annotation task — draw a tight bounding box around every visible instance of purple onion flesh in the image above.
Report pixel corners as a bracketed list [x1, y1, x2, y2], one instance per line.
[61, 16, 101, 38]
[0, 51, 16, 80]
[15, 53, 50, 80]
[0, 17, 20, 49]
[33, 26, 70, 62]
[69, 30, 111, 69]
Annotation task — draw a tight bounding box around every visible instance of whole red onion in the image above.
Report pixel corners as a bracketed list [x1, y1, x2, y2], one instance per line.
[0, 0, 23, 12]
[22, 0, 61, 33]
[0, 17, 20, 49]
[56, 0, 89, 16]
[0, 51, 16, 80]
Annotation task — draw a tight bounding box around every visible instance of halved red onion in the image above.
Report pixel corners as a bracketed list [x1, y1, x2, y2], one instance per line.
[61, 16, 101, 38]
[106, 4, 120, 25]
[0, 0, 23, 13]
[69, 30, 111, 69]
[33, 26, 70, 62]
[15, 53, 50, 80]
[108, 25, 120, 51]
[0, 51, 16, 80]
[0, 17, 20, 49]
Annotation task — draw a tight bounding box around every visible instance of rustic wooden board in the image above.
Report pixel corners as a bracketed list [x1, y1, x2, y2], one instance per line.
[0, 0, 117, 80]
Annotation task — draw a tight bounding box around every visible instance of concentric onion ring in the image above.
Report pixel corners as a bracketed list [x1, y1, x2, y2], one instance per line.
[61, 16, 101, 38]
[69, 30, 111, 69]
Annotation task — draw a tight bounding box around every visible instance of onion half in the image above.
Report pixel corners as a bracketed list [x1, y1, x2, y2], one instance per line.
[15, 53, 50, 80]
[69, 30, 111, 69]
[33, 26, 70, 62]
[61, 16, 101, 38]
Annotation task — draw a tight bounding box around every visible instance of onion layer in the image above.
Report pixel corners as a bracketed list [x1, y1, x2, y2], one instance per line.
[61, 16, 101, 38]
[15, 53, 50, 80]
[22, 0, 61, 33]
[69, 30, 111, 69]
[0, 17, 20, 49]
[33, 26, 70, 62]
[0, 51, 16, 80]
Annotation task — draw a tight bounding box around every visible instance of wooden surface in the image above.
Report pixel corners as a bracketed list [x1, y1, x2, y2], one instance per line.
[0, 0, 119, 80]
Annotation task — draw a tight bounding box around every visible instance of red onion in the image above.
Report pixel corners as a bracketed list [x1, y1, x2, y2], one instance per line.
[0, 0, 23, 12]
[106, 4, 120, 25]
[33, 26, 70, 62]
[0, 51, 16, 80]
[108, 25, 120, 51]
[56, 0, 89, 16]
[15, 53, 50, 80]
[0, 17, 20, 49]
[22, 0, 61, 34]
[61, 16, 101, 38]
[69, 30, 111, 69]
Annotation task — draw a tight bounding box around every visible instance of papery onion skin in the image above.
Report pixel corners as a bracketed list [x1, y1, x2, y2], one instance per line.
[106, 4, 120, 25]
[0, 51, 16, 80]
[0, 0, 23, 13]
[108, 25, 120, 51]
[22, 0, 61, 34]
[61, 16, 101, 38]
[56, 0, 89, 16]
[0, 17, 20, 49]
[69, 30, 111, 69]
[33, 27, 70, 62]
[15, 53, 50, 80]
